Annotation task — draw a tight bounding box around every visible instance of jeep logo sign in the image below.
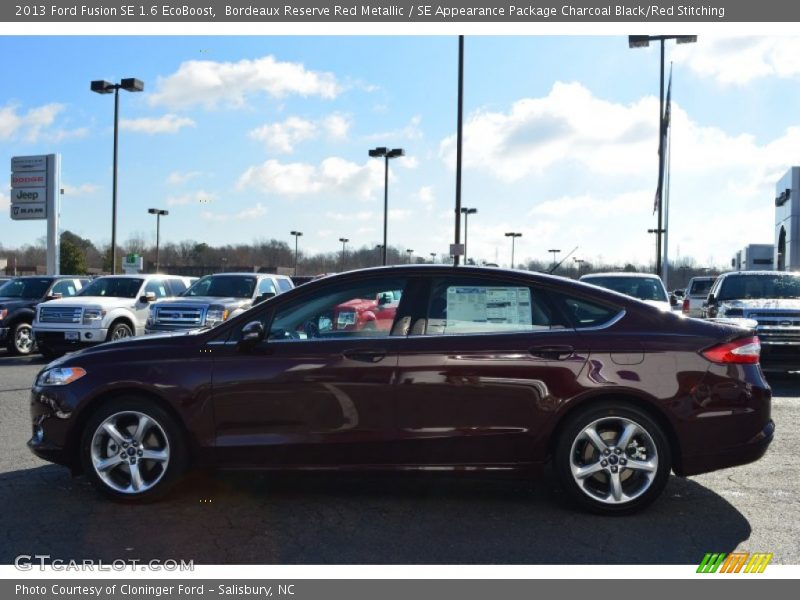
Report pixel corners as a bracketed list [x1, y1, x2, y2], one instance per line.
[12, 188, 41, 203]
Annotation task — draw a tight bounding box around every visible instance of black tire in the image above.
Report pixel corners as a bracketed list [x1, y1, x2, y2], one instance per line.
[79, 396, 188, 502]
[553, 401, 671, 515]
[107, 322, 133, 342]
[7, 322, 35, 356]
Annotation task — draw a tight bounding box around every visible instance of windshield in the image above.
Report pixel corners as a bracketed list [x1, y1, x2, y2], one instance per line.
[718, 274, 800, 301]
[182, 275, 256, 298]
[583, 276, 668, 302]
[0, 278, 51, 299]
[689, 279, 714, 296]
[78, 278, 144, 299]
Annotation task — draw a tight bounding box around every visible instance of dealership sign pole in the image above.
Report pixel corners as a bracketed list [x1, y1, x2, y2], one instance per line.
[10, 154, 61, 275]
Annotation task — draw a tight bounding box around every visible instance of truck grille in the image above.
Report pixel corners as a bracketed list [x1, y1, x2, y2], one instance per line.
[155, 305, 203, 327]
[749, 311, 800, 343]
[39, 306, 82, 324]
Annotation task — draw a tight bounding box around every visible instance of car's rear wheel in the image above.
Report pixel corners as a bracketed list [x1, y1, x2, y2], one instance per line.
[554, 402, 671, 515]
[79, 397, 187, 502]
[8, 322, 35, 356]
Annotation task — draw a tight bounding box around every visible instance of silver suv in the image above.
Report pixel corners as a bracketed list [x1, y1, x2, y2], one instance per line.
[682, 276, 717, 317]
[146, 273, 294, 333]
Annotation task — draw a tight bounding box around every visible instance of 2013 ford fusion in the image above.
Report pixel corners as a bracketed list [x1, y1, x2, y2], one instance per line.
[28, 266, 774, 514]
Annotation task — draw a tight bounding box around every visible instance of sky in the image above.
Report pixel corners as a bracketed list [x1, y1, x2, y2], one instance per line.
[1, 34, 798, 269]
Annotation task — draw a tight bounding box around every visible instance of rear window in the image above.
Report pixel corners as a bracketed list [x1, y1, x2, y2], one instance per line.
[277, 278, 294, 293]
[689, 279, 714, 296]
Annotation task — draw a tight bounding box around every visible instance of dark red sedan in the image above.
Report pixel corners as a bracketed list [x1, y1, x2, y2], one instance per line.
[28, 266, 774, 514]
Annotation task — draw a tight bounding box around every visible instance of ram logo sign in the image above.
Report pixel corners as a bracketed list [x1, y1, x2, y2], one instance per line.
[697, 552, 773, 573]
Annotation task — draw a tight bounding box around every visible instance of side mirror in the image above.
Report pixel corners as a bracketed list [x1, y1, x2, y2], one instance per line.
[45, 293, 63, 301]
[140, 292, 157, 303]
[240, 321, 265, 347]
[669, 294, 678, 307]
[255, 292, 276, 305]
[378, 292, 391, 306]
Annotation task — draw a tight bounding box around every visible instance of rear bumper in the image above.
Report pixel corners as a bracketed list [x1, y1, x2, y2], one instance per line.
[679, 419, 774, 476]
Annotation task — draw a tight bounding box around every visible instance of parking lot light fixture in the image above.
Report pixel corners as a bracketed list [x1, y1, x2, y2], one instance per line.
[430, 252, 437, 263]
[628, 35, 696, 282]
[290, 231, 303, 277]
[369, 146, 405, 266]
[406, 249, 414, 264]
[91, 78, 144, 274]
[147, 208, 169, 273]
[460, 207, 478, 264]
[505, 232, 522, 268]
[339, 237, 349, 271]
[548, 249, 561, 269]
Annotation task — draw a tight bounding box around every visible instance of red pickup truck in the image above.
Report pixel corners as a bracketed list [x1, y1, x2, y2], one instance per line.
[329, 290, 400, 332]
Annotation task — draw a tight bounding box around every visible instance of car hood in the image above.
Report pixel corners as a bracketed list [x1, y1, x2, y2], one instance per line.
[41, 296, 139, 310]
[720, 298, 800, 310]
[0, 297, 36, 310]
[154, 296, 249, 308]
[642, 299, 673, 311]
[335, 298, 377, 311]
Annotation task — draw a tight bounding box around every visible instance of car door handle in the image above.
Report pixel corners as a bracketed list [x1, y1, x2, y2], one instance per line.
[343, 349, 387, 363]
[529, 345, 574, 360]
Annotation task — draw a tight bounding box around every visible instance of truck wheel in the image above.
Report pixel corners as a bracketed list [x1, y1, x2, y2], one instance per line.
[79, 396, 188, 502]
[8, 322, 35, 356]
[107, 322, 133, 341]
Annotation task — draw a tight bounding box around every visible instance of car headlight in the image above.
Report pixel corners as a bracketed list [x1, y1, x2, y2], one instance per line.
[205, 305, 230, 327]
[0, 308, 7, 321]
[36, 367, 87, 386]
[82, 308, 106, 325]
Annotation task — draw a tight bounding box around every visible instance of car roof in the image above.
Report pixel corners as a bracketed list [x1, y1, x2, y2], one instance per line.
[718, 270, 799, 278]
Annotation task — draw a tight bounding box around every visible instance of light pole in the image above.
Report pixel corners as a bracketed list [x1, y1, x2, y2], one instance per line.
[290, 230, 303, 277]
[460, 207, 477, 264]
[91, 77, 144, 274]
[147, 208, 168, 273]
[648, 228, 665, 274]
[548, 249, 561, 270]
[430, 252, 437, 264]
[339, 237, 349, 272]
[505, 232, 522, 268]
[375, 244, 384, 266]
[406, 249, 414, 264]
[369, 147, 404, 266]
[573, 257, 585, 277]
[628, 35, 696, 281]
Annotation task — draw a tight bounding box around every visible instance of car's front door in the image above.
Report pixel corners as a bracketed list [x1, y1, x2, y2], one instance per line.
[393, 274, 590, 467]
[210, 275, 414, 468]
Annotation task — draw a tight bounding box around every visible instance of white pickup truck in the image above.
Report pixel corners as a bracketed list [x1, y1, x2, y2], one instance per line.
[33, 274, 192, 359]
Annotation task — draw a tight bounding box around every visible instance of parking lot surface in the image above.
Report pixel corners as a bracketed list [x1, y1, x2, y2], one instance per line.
[1, 351, 798, 565]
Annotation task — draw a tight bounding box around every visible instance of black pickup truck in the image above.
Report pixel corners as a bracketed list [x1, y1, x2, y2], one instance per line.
[0, 276, 89, 355]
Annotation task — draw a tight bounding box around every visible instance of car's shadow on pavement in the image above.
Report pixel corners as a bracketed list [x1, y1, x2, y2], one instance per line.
[765, 372, 800, 396]
[0, 465, 749, 565]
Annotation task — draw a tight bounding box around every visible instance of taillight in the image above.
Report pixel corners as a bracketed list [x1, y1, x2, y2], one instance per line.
[682, 298, 690, 314]
[701, 336, 761, 364]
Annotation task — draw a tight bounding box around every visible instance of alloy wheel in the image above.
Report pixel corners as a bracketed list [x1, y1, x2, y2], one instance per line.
[568, 416, 658, 505]
[90, 411, 170, 495]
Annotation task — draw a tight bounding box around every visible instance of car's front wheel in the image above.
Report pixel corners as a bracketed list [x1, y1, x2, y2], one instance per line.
[107, 322, 133, 341]
[554, 402, 671, 515]
[8, 322, 35, 356]
[79, 397, 188, 502]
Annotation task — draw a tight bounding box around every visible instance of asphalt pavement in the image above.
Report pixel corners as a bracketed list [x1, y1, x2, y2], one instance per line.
[1, 351, 798, 565]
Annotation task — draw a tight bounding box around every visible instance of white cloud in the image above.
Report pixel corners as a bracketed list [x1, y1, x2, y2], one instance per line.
[325, 210, 375, 222]
[389, 209, 412, 222]
[149, 55, 340, 110]
[237, 157, 384, 199]
[62, 183, 99, 196]
[120, 114, 196, 134]
[416, 186, 435, 207]
[0, 103, 70, 142]
[167, 190, 216, 206]
[201, 202, 267, 222]
[671, 36, 800, 86]
[397, 156, 419, 170]
[249, 113, 351, 153]
[166, 170, 202, 185]
[366, 115, 423, 141]
[0, 191, 8, 211]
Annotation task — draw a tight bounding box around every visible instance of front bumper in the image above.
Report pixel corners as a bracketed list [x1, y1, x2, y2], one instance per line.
[28, 386, 77, 468]
[34, 327, 108, 350]
[0, 326, 8, 343]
